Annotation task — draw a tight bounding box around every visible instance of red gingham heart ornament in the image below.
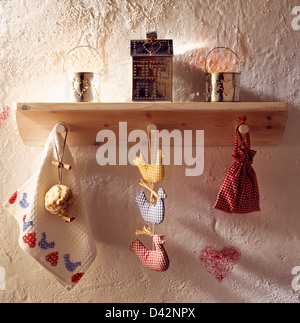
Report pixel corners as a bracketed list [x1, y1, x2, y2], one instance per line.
[199, 246, 241, 283]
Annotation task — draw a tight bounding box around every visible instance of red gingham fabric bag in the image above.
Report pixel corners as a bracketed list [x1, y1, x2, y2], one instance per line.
[214, 116, 260, 214]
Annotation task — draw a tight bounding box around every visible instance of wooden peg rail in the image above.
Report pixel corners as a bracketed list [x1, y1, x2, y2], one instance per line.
[15, 102, 287, 146]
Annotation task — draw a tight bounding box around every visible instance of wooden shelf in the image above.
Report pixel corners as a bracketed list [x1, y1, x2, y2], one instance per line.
[16, 102, 288, 146]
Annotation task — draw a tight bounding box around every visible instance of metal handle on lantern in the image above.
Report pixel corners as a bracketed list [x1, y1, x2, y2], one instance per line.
[204, 46, 241, 74]
[63, 45, 102, 75]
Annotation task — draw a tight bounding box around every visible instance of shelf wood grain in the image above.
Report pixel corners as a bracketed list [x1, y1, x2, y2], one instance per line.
[16, 102, 288, 146]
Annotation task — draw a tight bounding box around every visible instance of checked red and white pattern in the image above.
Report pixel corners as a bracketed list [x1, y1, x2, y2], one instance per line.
[130, 235, 169, 272]
[214, 116, 260, 214]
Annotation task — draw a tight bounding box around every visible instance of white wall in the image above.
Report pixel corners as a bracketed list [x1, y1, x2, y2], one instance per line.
[1, 0, 300, 303]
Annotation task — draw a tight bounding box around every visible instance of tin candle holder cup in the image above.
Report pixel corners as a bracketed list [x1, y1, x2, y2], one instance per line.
[205, 47, 241, 102]
[63, 45, 102, 102]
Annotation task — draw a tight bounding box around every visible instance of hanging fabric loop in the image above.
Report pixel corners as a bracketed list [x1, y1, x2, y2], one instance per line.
[53, 123, 70, 184]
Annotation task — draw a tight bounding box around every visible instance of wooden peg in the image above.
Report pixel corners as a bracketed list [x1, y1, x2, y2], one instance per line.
[147, 124, 158, 132]
[56, 123, 68, 134]
[61, 215, 75, 223]
[51, 161, 72, 170]
[239, 124, 249, 134]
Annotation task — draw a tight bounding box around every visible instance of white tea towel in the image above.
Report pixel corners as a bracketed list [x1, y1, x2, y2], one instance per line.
[3, 123, 97, 289]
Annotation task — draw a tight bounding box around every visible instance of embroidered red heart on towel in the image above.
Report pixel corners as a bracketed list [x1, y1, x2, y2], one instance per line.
[9, 191, 18, 204]
[22, 233, 36, 248]
[46, 252, 59, 267]
[71, 273, 84, 283]
[199, 246, 241, 283]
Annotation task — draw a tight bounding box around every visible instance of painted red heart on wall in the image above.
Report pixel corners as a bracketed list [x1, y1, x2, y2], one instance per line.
[22, 233, 36, 248]
[46, 252, 59, 267]
[0, 106, 10, 128]
[199, 246, 241, 283]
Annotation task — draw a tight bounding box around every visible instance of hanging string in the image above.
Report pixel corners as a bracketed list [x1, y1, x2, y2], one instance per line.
[138, 179, 161, 200]
[152, 131, 158, 166]
[147, 127, 153, 165]
[53, 125, 69, 185]
[135, 225, 165, 240]
[146, 125, 158, 204]
[152, 223, 155, 250]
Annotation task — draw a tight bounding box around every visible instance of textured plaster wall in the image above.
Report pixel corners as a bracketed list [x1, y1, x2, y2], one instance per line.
[1, 0, 300, 303]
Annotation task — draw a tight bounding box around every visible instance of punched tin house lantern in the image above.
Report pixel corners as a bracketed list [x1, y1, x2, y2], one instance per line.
[131, 32, 173, 101]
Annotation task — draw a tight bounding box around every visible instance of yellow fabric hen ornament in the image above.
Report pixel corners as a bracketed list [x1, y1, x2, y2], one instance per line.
[133, 149, 165, 184]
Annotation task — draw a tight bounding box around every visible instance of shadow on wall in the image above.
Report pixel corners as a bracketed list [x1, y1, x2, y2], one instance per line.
[73, 51, 299, 301]
[77, 108, 299, 302]
[172, 46, 281, 103]
[173, 48, 207, 102]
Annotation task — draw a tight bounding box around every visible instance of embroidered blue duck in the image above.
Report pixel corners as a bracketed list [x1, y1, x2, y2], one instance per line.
[22, 215, 34, 232]
[134, 188, 167, 225]
[19, 193, 30, 209]
[63, 254, 82, 272]
[38, 232, 55, 250]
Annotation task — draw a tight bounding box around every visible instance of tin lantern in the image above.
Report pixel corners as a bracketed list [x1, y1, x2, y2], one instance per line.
[205, 47, 241, 102]
[131, 32, 173, 101]
[63, 45, 102, 102]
